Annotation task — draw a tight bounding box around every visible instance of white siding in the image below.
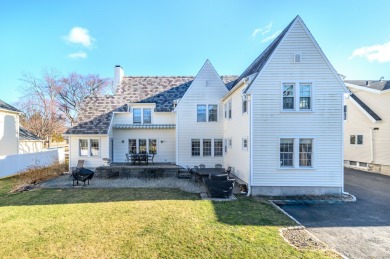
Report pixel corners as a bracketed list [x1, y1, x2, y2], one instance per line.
[344, 90, 388, 165]
[176, 61, 227, 168]
[69, 135, 109, 168]
[249, 19, 345, 187]
[0, 111, 19, 156]
[112, 129, 175, 163]
[223, 84, 250, 182]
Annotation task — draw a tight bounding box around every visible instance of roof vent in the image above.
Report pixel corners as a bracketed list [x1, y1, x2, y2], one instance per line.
[294, 53, 301, 63]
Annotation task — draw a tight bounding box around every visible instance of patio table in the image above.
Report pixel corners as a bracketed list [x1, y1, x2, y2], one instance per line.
[193, 168, 226, 179]
[130, 154, 150, 165]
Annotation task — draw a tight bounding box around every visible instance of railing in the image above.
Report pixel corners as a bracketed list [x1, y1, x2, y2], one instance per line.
[0, 148, 65, 178]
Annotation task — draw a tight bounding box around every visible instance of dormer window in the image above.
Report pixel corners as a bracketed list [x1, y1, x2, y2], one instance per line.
[133, 108, 152, 124]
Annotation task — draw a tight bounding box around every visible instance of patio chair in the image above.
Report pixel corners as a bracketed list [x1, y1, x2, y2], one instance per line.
[225, 167, 232, 178]
[125, 154, 131, 163]
[194, 166, 199, 170]
[149, 153, 155, 164]
[199, 164, 206, 168]
[215, 164, 223, 168]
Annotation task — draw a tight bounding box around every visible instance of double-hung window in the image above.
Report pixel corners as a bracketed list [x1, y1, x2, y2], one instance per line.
[280, 138, 313, 168]
[90, 139, 100, 156]
[143, 108, 151, 124]
[228, 100, 232, 119]
[282, 83, 312, 111]
[242, 96, 248, 113]
[191, 139, 201, 156]
[129, 139, 137, 154]
[197, 105, 206, 122]
[79, 139, 88, 156]
[133, 108, 142, 123]
[214, 139, 223, 156]
[208, 105, 218, 122]
[128, 139, 158, 155]
[203, 139, 212, 156]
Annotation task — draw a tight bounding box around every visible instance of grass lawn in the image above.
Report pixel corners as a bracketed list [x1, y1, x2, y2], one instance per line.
[0, 177, 337, 258]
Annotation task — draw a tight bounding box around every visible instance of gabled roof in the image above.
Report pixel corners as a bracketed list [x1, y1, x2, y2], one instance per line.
[65, 75, 237, 135]
[0, 99, 21, 113]
[345, 80, 390, 92]
[350, 94, 382, 122]
[232, 16, 297, 92]
[19, 127, 43, 141]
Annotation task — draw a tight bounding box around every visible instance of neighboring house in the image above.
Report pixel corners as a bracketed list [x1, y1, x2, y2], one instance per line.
[19, 126, 45, 154]
[0, 99, 21, 156]
[343, 79, 390, 175]
[65, 16, 347, 195]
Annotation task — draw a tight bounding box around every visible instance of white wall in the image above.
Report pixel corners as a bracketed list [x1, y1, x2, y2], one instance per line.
[344, 90, 388, 165]
[69, 135, 109, 168]
[249, 19, 345, 188]
[0, 111, 19, 156]
[19, 141, 44, 154]
[175, 61, 227, 168]
[112, 128, 176, 163]
[0, 149, 64, 178]
[223, 84, 250, 182]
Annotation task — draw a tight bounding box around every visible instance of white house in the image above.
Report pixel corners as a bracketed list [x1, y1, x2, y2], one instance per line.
[65, 16, 347, 195]
[343, 80, 390, 175]
[0, 99, 21, 156]
[0, 99, 45, 156]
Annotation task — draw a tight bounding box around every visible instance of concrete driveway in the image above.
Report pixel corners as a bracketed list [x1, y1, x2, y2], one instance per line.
[279, 168, 390, 258]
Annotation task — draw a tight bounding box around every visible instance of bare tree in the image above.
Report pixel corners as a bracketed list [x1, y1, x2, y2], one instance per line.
[19, 69, 65, 148]
[55, 73, 111, 126]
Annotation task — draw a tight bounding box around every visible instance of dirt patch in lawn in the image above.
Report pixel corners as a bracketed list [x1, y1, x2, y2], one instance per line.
[281, 227, 327, 250]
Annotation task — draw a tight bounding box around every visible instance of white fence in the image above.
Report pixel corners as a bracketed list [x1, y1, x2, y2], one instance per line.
[0, 148, 65, 178]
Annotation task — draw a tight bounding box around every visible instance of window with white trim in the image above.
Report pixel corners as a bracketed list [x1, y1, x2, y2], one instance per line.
[79, 139, 88, 156]
[299, 139, 312, 167]
[279, 138, 314, 168]
[192, 139, 200, 156]
[242, 138, 248, 150]
[79, 139, 99, 157]
[133, 108, 142, 123]
[228, 100, 232, 119]
[128, 138, 158, 155]
[197, 104, 218, 122]
[344, 105, 347, 121]
[242, 95, 247, 113]
[282, 83, 312, 111]
[203, 139, 212, 156]
[214, 139, 223, 156]
[350, 135, 363, 145]
[280, 138, 293, 167]
[224, 103, 227, 118]
[133, 108, 152, 124]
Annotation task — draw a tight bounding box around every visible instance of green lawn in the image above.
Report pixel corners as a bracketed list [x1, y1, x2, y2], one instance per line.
[0, 177, 336, 258]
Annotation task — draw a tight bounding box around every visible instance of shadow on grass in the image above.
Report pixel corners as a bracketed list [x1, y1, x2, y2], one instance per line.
[0, 177, 294, 227]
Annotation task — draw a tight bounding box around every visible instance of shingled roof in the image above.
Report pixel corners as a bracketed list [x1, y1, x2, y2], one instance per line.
[19, 127, 43, 141]
[345, 80, 390, 91]
[0, 99, 21, 113]
[65, 75, 237, 135]
[350, 94, 382, 121]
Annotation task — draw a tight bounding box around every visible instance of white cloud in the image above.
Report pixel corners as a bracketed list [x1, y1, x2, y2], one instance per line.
[63, 27, 94, 47]
[68, 51, 88, 59]
[261, 30, 282, 43]
[349, 41, 390, 63]
[250, 22, 272, 39]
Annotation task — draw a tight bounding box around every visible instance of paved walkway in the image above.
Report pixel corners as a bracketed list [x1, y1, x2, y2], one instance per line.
[279, 168, 390, 258]
[38, 173, 208, 193]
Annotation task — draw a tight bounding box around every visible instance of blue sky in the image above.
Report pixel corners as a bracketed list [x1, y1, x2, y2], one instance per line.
[1, 0, 390, 104]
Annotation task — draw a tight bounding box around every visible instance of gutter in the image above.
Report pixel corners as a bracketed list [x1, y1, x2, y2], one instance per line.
[222, 77, 248, 101]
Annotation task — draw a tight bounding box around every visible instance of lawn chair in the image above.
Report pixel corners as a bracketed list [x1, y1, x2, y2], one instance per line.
[215, 164, 223, 168]
[199, 164, 206, 168]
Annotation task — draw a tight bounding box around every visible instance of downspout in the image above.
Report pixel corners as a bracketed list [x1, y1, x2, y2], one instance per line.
[247, 93, 253, 196]
[369, 127, 379, 163]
